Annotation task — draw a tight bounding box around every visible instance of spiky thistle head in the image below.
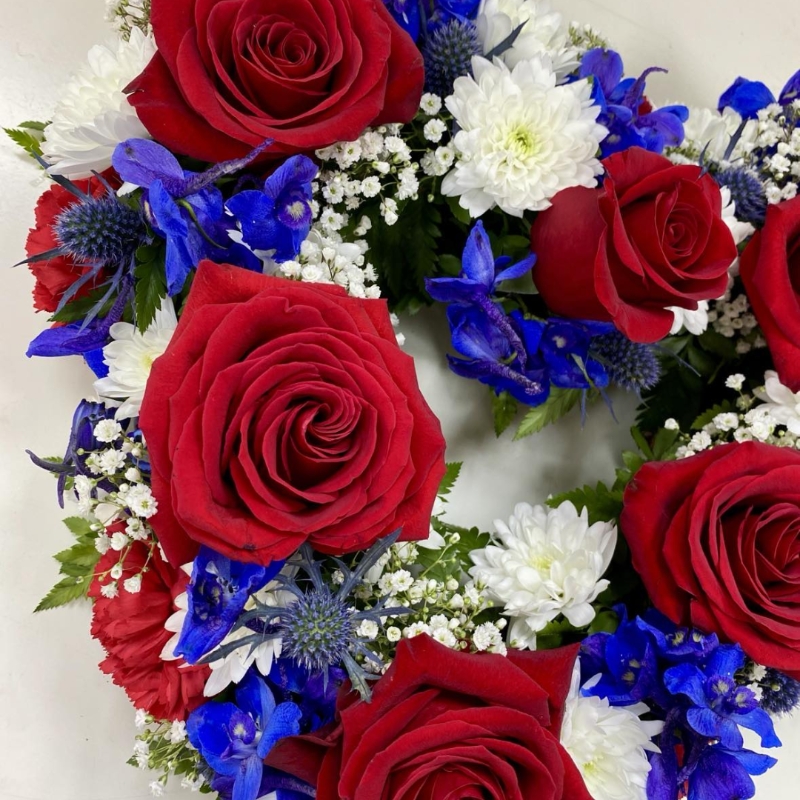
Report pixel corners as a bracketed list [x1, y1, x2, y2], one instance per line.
[54, 193, 145, 265]
[279, 588, 356, 674]
[760, 668, 800, 716]
[422, 19, 482, 98]
[715, 166, 768, 228]
[590, 331, 662, 394]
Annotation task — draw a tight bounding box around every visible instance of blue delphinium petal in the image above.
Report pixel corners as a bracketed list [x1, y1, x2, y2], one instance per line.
[718, 77, 776, 119]
[689, 747, 763, 800]
[462, 220, 496, 288]
[176, 548, 284, 664]
[780, 69, 800, 104]
[580, 48, 625, 96]
[147, 180, 197, 295]
[730, 707, 782, 748]
[383, 0, 421, 39]
[663, 663, 711, 707]
[237, 669, 277, 726]
[448, 304, 512, 362]
[234, 756, 264, 800]
[257, 703, 304, 759]
[112, 138, 186, 194]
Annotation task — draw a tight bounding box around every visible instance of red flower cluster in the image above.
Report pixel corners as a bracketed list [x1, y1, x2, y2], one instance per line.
[623, 442, 800, 678]
[128, 0, 424, 161]
[25, 180, 108, 313]
[530, 148, 737, 343]
[268, 635, 589, 800]
[140, 261, 446, 567]
[89, 540, 208, 720]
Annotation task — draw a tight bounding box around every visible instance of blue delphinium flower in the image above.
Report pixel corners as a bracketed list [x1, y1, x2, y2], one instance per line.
[176, 547, 285, 664]
[226, 155, 318, 263]
[384, 0, 480, 41]
[268, 659, 345, 732]
[580, 48, 689, 157]
[112, 138, 269, 295]
[582, 607, 781, 800]
[718, 77, 776, 120]
[427, 222, 611, 406]
[187, 670, 303, 800]
[383, 0, 422, 39]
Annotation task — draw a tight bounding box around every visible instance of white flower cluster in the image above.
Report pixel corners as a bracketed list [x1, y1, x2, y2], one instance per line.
[355, 527, 507, 666]
[315, 100, 456, 226]
[105, 0, 151, 37]
[671, 371, 800, 458]
[750, 100, 800, 203]
[470, 501, 617, 650]
[707, 286, 765, 354]
[278, 224, 381, 299]
[561, 662, 662, 800]
[42, 28, 155, 178]
[130, 713, 204, 795]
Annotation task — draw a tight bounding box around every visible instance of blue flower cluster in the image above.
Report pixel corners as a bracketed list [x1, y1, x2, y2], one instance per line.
[581, 607, 782, 800]
[580, 49, 689, 158]
[426, 222, 661, 407]
[718, 69, 800, 120]
[383, 0, 480, 43]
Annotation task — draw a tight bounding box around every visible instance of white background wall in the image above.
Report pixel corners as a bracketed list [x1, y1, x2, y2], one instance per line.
[0, 1, 798, 798]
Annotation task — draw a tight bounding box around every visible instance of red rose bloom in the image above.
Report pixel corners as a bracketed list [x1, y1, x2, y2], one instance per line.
[267, 635, 590, 800]
[530, 147, 737, 343]
[89, 539, 209, 720]
[622, 442, 800, 677]
[127, 0, 424, 162]
[740, 196, 800, 391]
[140, 261, 445, 567]
[25, 179, 108, 313]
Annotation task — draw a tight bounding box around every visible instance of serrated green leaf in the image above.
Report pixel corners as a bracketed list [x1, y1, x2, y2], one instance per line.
[35, 575, 90, 612]
[63, 517, 94, 538]
[547, 481, 623, 525]
[621, 449, 645, 474]
[514, 388, 580, 440]
[651, 426, 681, 460]
[492, 391, 518, 437]
[134, 246, 168, 332]
[692, 400, 734, 431]
[699, 329, 738, 360]
[54, 542, 100, 568]
[438, 462, 462, 497]
[4, 126, 44, 157]
[438, 253, 462, 276]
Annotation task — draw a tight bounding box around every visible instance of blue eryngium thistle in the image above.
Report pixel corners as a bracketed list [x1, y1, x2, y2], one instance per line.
[54, 194, 144, 265]
[422, 19, 481, 98]
[759, 668, 800, 716]
[590, 331, 662, 394]
[201, 532, 408, 700]
[715, 166, 768, 227]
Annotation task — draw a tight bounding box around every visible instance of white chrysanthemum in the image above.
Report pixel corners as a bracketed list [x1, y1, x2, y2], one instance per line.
[42, 28, 155, 178]
[470, 501, 616, 649]
[442, 56, 606, 217]
[754, 371, 800, 435]
[94, 298, 178, 420]
[476, 0, 576, 75]
[561, 663, 662, 800]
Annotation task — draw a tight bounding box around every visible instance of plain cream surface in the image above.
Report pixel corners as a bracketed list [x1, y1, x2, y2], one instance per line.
[1, 0, 799, 797]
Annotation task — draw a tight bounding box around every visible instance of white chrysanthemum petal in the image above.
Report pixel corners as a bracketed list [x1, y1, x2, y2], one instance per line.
[42, 29, 155, 179]
[470, 501, 617, 648]
[476, 0, 576, 75]
[561, 660, 662, 800]
[94, 298, 178, 420]
[443, 56, 606, 217]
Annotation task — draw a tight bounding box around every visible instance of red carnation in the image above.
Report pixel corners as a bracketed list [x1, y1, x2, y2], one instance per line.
[25, 178, 109, 313]
[89, 539, 209, 720]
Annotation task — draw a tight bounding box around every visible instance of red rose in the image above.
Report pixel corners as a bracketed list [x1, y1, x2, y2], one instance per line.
[622, 442, 800, 677]
[530, 147, 737, 343]
[127, 0, 424, 162]
[267, 635, 590, 800]
[25, 179, 109, 313]
[740, 196, 800, 391]
[89, 539, 209, 720]
[140, 261, 445, 567]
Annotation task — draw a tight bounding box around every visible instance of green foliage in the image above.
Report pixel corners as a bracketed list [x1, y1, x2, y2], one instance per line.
[364, 198, 443, 310]
[547, 481, 624, 526]
[50, 287, 116, 323]
[4, 121, 48, 158]
[423, 519, 490, 581]
[438, 462, 462, 498]
[514, 388, 581, 440]
[692, 400, 734, 430]
[134, 244, 168, 332]
[492, 391, 518, 437]
[35, 517, 99, 612]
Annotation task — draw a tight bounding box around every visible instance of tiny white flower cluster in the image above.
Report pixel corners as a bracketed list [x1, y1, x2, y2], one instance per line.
[672, 371, 800, 458]
[707, 285, 765, 354]
[105, 0, 151, 37]
[750, 101, 800, 203]
[130, 712, 204, 794]
[278, 224, 380, 299]
[315, 98, 456, 226]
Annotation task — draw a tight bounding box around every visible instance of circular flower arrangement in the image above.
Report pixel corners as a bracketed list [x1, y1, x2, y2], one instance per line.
[9, 1, 800, 800]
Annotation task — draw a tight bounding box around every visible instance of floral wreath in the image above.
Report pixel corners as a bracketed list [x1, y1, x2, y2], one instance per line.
[10, 1, 800, 799]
